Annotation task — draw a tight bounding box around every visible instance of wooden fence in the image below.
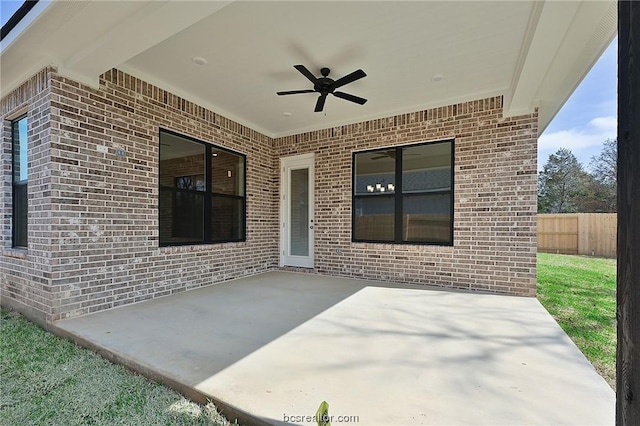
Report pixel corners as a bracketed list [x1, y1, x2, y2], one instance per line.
[537, 213, 617, 258]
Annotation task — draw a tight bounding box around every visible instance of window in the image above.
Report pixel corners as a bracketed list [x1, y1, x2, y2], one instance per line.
[12, 115, 28, 248]
[352, 140, 453, 245]
[159, 130, 246, 246]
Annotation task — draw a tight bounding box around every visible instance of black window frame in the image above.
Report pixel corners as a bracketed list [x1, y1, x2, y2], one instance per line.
[11, 115, 28, 249]
[351, 139, 454, 246]
[158, 129, 247, 247]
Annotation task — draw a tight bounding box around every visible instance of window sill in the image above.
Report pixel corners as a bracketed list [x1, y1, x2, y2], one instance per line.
[3, 248, 28, 259]
[351, 241, 454, 249]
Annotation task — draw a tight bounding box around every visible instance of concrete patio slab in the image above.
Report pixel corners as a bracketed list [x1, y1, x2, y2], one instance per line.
[54, 272, 614, 425]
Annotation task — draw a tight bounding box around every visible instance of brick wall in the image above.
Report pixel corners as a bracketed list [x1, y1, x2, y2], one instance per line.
[3, 68, 278, 321]
[1, 68, 55, 323]
[2, 67, 537, 323]
[274, 97, 538, 296]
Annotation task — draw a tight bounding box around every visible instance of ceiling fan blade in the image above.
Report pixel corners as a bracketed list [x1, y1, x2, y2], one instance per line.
[333, 91, 367, 105]
[294, 65, 319, 84]
[314, 94, 327, 112]
[277, 89, 316, 95]
[330, 69, 366, 90]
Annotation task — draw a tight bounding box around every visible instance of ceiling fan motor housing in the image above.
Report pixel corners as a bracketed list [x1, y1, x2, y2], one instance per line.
[276, 64, 367, 112]
[315, 79, 334, 94]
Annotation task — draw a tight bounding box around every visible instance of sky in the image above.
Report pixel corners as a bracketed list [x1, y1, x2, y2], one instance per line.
[0, 1, 25, 28]
[1, 2, 617, 172]
[539, 38, 617, 172]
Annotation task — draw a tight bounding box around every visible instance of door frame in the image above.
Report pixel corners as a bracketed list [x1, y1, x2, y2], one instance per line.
[280, 153, 315, 268]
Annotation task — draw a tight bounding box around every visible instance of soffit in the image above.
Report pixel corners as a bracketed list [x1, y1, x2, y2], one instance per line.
[121, 0, 532, 137]
[1, 1, 617, 137]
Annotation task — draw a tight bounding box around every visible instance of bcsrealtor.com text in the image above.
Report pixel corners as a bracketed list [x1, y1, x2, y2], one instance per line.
[283, 413, 360, 423]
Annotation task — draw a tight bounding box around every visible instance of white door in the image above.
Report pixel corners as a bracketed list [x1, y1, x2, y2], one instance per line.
[280, 154, 314, 268]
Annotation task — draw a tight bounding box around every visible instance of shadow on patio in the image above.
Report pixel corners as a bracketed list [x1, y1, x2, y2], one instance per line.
[54, 271, 614, 426]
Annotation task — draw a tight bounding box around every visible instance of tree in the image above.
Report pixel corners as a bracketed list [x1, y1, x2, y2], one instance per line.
[574, 175, 616, 212]
[538, 148, 589, 213]
[585, 138, 617, 212]
[590, 138, 617, 185]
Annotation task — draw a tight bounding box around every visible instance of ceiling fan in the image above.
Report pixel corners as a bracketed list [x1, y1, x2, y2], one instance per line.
[277, 65, 367, 112]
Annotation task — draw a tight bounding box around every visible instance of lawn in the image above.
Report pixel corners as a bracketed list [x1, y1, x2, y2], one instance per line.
[0, 309, 232, 426]
[1, 255, 616, 424]
[537, 252, 616, 390]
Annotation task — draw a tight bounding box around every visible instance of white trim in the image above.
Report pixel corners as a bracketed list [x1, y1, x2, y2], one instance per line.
[4, 105, 29, 121]
[280, 153, 315, 268]
[0, 1, 53, 53]
[280, 152, 315, 162]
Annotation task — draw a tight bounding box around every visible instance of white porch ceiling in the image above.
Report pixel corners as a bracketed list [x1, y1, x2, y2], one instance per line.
[1, 1, 617, 138]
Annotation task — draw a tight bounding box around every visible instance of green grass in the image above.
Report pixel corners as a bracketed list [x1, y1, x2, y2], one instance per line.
[0, 309, 232, 426]
[1, 255, 617, 423]
[537, 252, 616, 389]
